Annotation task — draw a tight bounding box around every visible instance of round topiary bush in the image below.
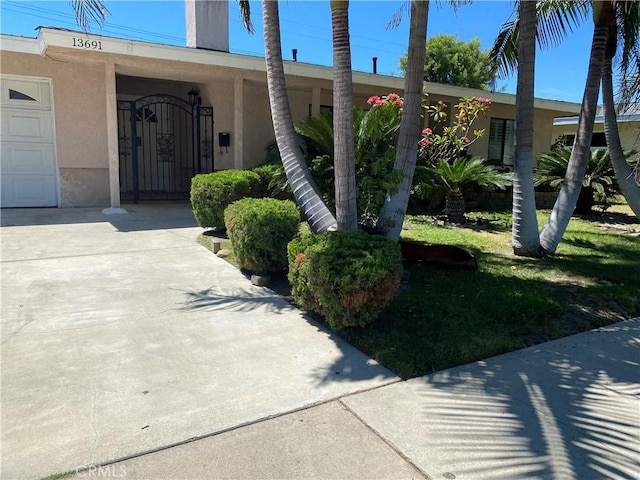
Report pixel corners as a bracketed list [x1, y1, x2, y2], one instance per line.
[288, 231, 402, 331]
[224, 197, 301, 275]
[190, 170, 260, 230]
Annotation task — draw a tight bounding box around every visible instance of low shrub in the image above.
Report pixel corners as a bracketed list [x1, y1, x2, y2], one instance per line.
[190, 170, 260, 229]
[250, 164, 292, 200]
[288, 231, 402, 331]
[224, 198, 301, 275]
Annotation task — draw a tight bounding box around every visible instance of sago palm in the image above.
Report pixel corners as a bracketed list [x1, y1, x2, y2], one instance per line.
[429, 157, 513, 224]
[535, 148, 635, 213]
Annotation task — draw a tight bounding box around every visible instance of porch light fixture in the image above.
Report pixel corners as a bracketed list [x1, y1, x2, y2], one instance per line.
[188, 88, 199, 107]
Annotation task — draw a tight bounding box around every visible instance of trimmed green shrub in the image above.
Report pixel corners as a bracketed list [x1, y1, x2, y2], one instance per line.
[224, 198, 301, 275]
[288, 231, 402, 331]
[190, 170, 260, 229]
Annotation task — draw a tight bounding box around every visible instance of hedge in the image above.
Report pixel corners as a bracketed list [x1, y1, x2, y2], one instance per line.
[224, 197, 301, 275]
[288, 231, 402, 330]
[190, 170, 260, 229]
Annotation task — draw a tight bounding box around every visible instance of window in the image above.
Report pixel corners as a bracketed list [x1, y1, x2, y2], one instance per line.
[488, 118, 515, 166]
[563, 132, 607, 148]
[308, 104, 333, 117]
[9, 89, 37, 102]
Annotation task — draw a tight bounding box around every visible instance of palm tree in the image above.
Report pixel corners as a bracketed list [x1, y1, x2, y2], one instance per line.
[491, 0, 589, 256]
[539, 0, 614, 253]
[376, 0, 429, 241]
[330, 0, 358, 231]
[490, 1, 637, 253]
[511, 0, 541, 257]
[601, 1, 640, 219]
[261, 1, 337, 234]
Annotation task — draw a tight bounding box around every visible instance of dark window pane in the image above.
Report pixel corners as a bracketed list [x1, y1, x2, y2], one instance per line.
[9, 89, 37, 101]
[591, 132, 607, 147]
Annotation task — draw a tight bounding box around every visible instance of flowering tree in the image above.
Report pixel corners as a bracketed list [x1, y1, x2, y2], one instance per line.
[418, 96, 492, 165]
[415, 96, 512, 223]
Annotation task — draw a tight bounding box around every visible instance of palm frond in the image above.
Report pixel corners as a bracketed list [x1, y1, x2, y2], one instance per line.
[237, 0, 254, 33]
[536, 0, 589, 50]
[615, 0, 640, 105]
[489, 0, 589, 78]
[386, 1, 412, 30]
[70, 0, 110, 32]
[489, 18, 519, 79]
[294, 113, 334, 157]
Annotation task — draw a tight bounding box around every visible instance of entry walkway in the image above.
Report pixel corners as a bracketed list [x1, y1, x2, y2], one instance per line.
[2, 205, 638, 479]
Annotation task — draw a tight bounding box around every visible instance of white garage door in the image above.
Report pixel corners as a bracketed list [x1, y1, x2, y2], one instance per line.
[1, 75, 57, 207]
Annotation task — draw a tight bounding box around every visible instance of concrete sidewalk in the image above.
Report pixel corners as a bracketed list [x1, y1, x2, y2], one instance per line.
[60, 319, 639, 480]
[2, 205, 639, 480]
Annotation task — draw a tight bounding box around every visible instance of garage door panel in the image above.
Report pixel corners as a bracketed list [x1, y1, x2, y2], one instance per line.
[1, 75, 57, 207]
[1, 175, 57, 207]
[1, 77, 51, 109]
[1, 110, 53, 143]
[1, 143, 56, 174]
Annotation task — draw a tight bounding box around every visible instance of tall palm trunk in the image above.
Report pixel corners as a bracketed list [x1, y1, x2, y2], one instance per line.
[539, 1, 612, 254]
[331, 0, 358, 231]
[377, 0, 429, 241]
[602, 59, 640, 218]
[262, 1, 337, 233]
[512, 0, 541, 257]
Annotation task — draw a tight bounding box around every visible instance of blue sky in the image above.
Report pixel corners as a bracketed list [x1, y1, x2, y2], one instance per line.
[1, 1, 593, 103]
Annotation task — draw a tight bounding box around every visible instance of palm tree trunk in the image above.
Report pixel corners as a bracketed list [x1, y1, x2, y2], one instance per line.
[512, 0, 541, 257]
[331, 0, 358, 231]
[446, 190, 465, 224]
[602, 58, 640, 218]
[377, 0, 429, 241]
[262, 0, 337, 233]
[539, 2, 612, 253]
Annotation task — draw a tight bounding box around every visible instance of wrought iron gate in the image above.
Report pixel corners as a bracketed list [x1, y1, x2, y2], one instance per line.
[117, 94, 214, 202]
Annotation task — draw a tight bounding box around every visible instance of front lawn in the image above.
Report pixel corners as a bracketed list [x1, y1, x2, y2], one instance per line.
[343, 206, 639, 379]
[201, 206, 639, 380]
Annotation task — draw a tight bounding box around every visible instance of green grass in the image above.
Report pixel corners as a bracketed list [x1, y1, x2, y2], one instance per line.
[199, 206, 639, 380]
[341, 206, 640, 379]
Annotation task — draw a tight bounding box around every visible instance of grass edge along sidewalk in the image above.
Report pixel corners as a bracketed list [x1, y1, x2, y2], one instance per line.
[201, 206, 640, 380]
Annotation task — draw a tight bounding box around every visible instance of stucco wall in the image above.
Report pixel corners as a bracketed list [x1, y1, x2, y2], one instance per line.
[0, 51, 110, 207]
[1, 40, 578, 208]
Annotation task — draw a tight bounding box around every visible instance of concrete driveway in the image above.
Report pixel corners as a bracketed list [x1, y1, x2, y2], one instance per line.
[0, 204, 398, 480]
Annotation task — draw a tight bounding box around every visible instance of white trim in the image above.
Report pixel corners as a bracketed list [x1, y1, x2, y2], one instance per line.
[554, 114, 640, 125]
[0, 28, 582, 114]
[0, 35, 40, 55]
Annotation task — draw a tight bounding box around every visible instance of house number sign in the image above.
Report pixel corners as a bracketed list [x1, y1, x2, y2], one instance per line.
[71, 38, 103, 50]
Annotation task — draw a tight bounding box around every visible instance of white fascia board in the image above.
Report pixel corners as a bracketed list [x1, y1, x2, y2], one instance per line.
[0, 34, 41, 55]
[34, 28, 581, 113]
[554, 114, 640, 126]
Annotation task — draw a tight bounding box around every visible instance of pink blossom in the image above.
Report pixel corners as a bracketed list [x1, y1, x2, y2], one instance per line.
[437, 100, 444, 106]
[475, 97, 492, 105]
[419, 138, 431, 146]
[387, 93, 400, 101]
[463, 136, 470, 144]
[367, 95, 381, 106]
[422, 128, 432, 135]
